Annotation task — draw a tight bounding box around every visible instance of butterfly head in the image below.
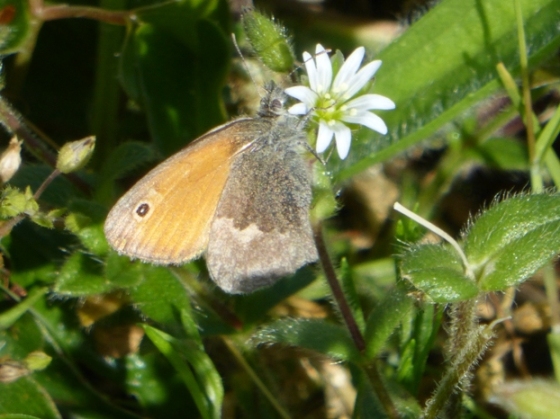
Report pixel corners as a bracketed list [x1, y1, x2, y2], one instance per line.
[258, 81, 287, 118]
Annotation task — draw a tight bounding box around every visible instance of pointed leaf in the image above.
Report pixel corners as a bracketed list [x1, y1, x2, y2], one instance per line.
[364, 287, 414, 358]
[54, 253, 111, 296]
[0, 377, 61, 419]
[464, 194, 560, 290]
[335, 0, 560, 179]
[143, 325, 222, 419]
[253, 318, 361, 362]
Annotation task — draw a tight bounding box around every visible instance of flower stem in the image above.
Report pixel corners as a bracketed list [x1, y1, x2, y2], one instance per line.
[30, 0, 130, 25]
[0, 96, 91, 194]
[33, 169, 61, 201]
[0, 96, 56, 167]
[312, 223, 365, 352]
[312, 223, 399, 419]
[393, 202, 472, 278]
[0, 215, 24, 239]
[362, 362, 400, 419]
[422, 323, 492, 419]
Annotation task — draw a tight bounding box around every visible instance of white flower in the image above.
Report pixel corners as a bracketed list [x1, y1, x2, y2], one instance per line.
[285, 44, 395, 159]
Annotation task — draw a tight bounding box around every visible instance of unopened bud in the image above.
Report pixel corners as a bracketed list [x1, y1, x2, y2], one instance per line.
[56, 136, 95, 174]
[0, 359, 28, 383]
[24, 351, 51, 371]
[242, 10, 294, 73]
[0, 136, 22, 183]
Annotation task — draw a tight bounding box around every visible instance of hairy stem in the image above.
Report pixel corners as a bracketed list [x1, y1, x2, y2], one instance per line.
[422, 324, 492, 419]
[313, 223, 365, 352]
[313, 223, 398, 419]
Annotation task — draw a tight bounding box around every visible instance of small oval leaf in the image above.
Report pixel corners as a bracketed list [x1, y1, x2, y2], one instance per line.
[400, 244, 478, 303]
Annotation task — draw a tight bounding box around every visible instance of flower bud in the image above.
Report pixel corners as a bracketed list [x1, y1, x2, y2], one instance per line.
[56, 136, 95, 174]
[24, 351, 52, 371]
[0, 136, 22, 183]
[242, 10, 294, 73]
[0, 359, 28, 383]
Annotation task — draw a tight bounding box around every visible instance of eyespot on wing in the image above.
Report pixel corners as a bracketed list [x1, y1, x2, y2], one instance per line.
[104, 120, 258, 264]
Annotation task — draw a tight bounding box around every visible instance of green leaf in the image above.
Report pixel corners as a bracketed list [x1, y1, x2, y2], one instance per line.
[491, 380, 560, 419]
[397, 305, 442, 395]
[0, 378, 61, 419]
[13, 302, 143, 419]
[352, 368, 387, 419]
[119, 0, 230, 156]
[470, 137, 529, 170]
[54, 253, 111, 296]
[179, 308, 202, 346]
[352, 364, 422, 419]
[0, 186, 37, 219]
[135, 0, 222, 51]
[464, 194, 560, 290]
[65, 213, 109, 257]
[252, 318, 361, 362]
[143, 324, 222, 419]
[124, 352, 198, 417]
[233, 267, 316, 325]
[400, 244, 478, 302]
[364, 287, 414, 358]
[104, 252, 144, 289]
[65, 199, 110, 256]
[0, 0, 32, 55]
[335, 0, 560, 179]
[29, 212, 54, 229]
[33, 356, 143, 419]
[8, 220, 72, 288]
[129, 265, 190, 327]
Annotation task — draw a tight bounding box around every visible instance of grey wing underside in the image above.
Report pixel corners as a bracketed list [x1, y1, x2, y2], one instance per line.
[206, 136, 317, 294]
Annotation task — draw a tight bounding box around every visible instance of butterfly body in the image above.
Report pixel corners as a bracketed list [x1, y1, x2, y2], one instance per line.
[104, 83, 318, 293]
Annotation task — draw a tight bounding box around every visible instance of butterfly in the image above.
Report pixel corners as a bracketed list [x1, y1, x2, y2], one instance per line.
[104, 82, 318, 294]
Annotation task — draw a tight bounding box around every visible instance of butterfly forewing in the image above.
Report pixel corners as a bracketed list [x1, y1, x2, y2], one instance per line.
[104, 120, 256, 264]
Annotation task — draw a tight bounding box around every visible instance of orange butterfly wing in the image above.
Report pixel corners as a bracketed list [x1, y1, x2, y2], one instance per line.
[104, 119, 255, 264]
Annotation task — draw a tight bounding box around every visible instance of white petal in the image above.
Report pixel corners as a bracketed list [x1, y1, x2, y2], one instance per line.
[332, 122, 352, 159]
[343, 60, 382, 99]
[288, 103, 308, 115]
[342, 111, 388, 134]
[345, 94, 396, 111]
[316, 122, 334, 153]
[303, 51, 319, 92]
[314, 44, 332, 94]
[332, 46, 364, 94]
[284, 86, 318, 106]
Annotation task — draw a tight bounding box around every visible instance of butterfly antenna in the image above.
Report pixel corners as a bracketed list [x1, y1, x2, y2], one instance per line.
[231, 33, 266, 99]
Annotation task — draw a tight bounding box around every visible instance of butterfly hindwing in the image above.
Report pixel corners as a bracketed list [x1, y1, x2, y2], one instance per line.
[206, 117, 318, 293]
